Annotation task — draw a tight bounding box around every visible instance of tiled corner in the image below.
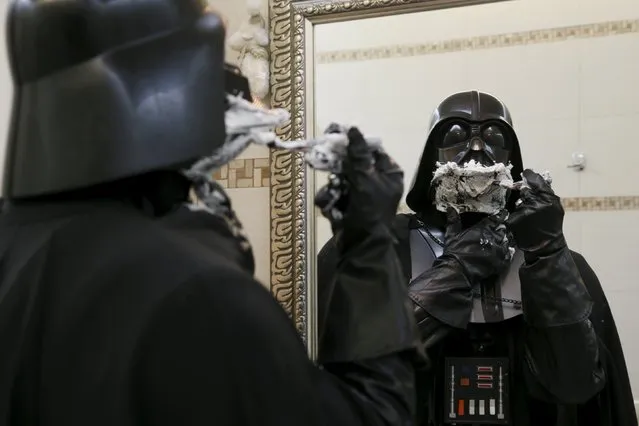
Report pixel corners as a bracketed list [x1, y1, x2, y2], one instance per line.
[213, 158, 270, 189]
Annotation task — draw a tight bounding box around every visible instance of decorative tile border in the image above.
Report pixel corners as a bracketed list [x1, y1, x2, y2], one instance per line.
[315, 196, 639, 217]
[397, 197, 639, 213]
[317, 19, 639, 64]
[213, 158, 270, 189]
[216, 157, 639, 208]
[561, 196, 639, 212]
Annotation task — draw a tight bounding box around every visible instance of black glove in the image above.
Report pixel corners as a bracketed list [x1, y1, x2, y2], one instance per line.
[409, 209, 512, 328]
[316, 127, 419, 364]
[507, 169, 566, 261]
[441, 208, 513, 282]
[507, 169, 592, 329]
[315, 127, 403, 236]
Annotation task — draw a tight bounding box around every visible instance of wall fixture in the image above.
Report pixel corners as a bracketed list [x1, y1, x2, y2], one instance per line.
[228, 0, 270, 103]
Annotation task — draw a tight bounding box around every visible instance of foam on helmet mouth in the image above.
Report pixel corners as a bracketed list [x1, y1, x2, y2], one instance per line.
[431, 160, 515, 214]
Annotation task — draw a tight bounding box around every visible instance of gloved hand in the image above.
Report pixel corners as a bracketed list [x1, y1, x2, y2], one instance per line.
[507, 169, 566, 261]
[440, 208, 513, 283]
[408, 209, 512, 329]
[316, 127, 419, 364]
[506, 170, 592, 331]
[315, 127, 403, 235]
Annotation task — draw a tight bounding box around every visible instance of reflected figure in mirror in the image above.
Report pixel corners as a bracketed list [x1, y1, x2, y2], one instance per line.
[318, 90, 636, 426]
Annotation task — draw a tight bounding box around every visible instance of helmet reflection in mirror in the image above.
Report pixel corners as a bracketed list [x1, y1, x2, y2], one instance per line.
[407, 91, 526, 215]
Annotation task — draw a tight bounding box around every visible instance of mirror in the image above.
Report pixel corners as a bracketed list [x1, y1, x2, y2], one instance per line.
[268, 0, 639, 408]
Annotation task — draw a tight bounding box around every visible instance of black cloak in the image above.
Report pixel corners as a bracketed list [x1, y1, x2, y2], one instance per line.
[0, 191, 415, 426]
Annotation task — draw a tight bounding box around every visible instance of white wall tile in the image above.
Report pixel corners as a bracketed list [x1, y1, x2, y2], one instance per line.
[579, 211, 639, 293]
[579, 114, 639, 196]
[579, 34, 639, 118]
[313, 5, 477, 51]
[315, 62, 371, 129]
[461, 0, 581, 35]
[514, 117, 581, 197]
[314, 0, 589, 51]
[577, 0, 639, 23]
[562, 211, 582, 252]
[464, 41, 581, 121]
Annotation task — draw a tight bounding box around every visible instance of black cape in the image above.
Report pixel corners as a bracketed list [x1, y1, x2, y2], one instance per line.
[0, 199, 414, 426]
[318, 214, 637, 426]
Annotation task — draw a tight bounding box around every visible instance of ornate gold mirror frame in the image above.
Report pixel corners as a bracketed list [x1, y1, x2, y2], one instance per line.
[267, 0, 509, 350]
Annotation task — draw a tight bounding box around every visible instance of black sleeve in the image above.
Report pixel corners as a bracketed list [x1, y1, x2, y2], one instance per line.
[136, 267, 416, 426]
[572, 252, 637, 426]
[317, 235, 339, 343]
[519, 248, 605, 404]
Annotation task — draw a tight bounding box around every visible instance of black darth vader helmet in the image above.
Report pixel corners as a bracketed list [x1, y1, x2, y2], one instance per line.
[405, 90, 524, 215]
[3, 0, 229, 199]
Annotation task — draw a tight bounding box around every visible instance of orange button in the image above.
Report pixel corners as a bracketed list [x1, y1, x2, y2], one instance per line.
[458, 399, 465, 416]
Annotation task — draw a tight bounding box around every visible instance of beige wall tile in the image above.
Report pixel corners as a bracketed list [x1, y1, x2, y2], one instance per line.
[226, 186, 271, 286]
[213, 157, 271, 285]
[214, 158, 271, 189]
[204, 0, 272, 287]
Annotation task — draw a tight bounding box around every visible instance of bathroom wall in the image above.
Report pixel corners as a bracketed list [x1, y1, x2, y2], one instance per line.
[312, 0, 639, 396]
[211, 0, 273, 286]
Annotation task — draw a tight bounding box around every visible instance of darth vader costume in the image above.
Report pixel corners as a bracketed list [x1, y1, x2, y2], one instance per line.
[0, 1, 421, 425]
[319, 91, 637, 426]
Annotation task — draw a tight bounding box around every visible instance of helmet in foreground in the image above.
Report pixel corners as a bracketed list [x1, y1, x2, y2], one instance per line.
[4, 0, 227, 199]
